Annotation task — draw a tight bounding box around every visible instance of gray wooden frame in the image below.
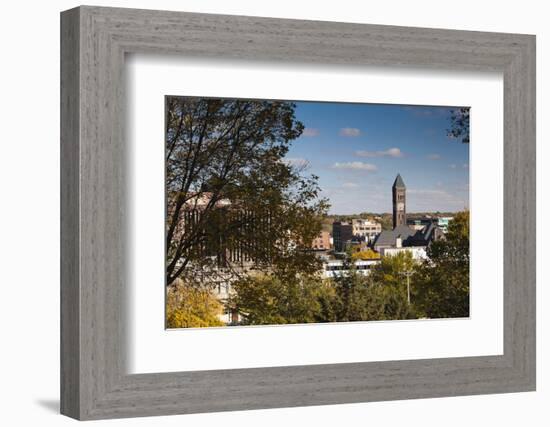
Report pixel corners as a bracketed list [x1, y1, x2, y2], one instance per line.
[60, 5, 536, 420]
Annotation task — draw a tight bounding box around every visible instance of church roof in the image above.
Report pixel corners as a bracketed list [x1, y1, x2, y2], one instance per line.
[373, 225, 415, 247]
[373, 223, 438, 248]
[393, 174, 406, 188]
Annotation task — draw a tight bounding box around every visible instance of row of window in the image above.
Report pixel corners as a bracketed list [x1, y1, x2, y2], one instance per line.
[325, 264, 373, 271]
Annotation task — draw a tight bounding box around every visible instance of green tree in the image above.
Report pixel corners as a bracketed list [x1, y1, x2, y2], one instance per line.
[415, 211, 470, 318]
[165, 97, 329, 285]
[367, 251, 419, 319]
[231, 274, 335, 325]
[231, 254, 422, 325]
[329, 255, 417, 322]
[330, 264, 375, 322]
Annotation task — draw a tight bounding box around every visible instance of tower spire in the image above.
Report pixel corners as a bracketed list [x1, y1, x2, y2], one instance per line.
[393, 173, 406, 189]
[392, 174, 406, 228]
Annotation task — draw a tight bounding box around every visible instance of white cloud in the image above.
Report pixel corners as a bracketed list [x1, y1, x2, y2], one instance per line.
[463, 163, 469, 169]
[342, 182, 359, 188]
[355, 147, 403, 158]
[427, 153, 441, 160]
[302, 128, 319, 137]
[332, 161, 377, 171]
[449, 164, 457, 169]
[339, 127, 361, 137]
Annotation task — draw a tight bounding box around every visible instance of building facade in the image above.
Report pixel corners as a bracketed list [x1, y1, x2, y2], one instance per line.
[380, 246, 428, 260]
[437, 217, 453, 233]
[311, 230, 331, 251]
[322, 259, 381, 278]
[332, 221, 353, 253]
[407, 217, 435, 230]
[345, 236, 370, 254]
[352, 218, 382, 242]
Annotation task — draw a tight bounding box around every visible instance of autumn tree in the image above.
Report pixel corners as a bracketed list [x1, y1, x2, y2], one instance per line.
[166, 283, 225, 328]
[414, 210, 470, 318]
[351, 249, 380, 261]
[165, 97, 329, 286]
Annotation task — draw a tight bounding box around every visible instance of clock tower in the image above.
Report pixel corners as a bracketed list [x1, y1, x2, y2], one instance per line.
[392, 174, 406, 228]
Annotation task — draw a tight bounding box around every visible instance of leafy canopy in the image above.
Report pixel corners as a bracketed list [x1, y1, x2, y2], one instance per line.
[414, 210, 470, 318]
[165, 97, 329, 285]
[166, 283, 225, 328]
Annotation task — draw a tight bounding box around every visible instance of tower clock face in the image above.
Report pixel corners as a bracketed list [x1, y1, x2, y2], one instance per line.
[397, 202, 404, 211]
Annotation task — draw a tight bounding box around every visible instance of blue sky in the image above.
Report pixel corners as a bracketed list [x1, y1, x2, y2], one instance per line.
[286, 102, 469, 215]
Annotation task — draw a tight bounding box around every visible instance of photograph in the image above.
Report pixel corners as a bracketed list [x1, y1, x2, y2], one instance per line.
[165, 97, 470, 328]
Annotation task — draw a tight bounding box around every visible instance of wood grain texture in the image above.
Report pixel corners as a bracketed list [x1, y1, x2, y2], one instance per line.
[60, 7, 80, 419]
[60, 6, 536, 420]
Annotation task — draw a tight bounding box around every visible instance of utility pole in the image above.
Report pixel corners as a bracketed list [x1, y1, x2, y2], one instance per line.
[401, 269, 414, 305]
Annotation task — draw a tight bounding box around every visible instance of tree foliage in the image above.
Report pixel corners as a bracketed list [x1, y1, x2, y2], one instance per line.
[330, 265, 382, 322]
[166, 283, 225, 328]
[169, 210, 470, 326]
[351, 249, 380, 261]
[165, 97, 329, 285]
[232, 254, 419, 325]
[365, 252, 419, 319]
[447, 107, 470, 143]
[231, 275, 335, 325]
[414, 211, 470, 318]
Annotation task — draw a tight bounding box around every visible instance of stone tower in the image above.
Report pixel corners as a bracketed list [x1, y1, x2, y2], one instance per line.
[392, 174, 406, 228]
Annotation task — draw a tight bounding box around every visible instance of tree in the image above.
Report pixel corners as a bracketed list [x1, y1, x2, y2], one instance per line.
[330, 264, 376, 322]
[415, 211, 470, 318]
[367, 251, 419, 319]
[447, 107, 470, 143]
[166, 282, 225, 328]
[230, 274, 335, 325]
[351, 249, 380, 261]
[230, 254, 422, 325]
[165, 97, 329, 285]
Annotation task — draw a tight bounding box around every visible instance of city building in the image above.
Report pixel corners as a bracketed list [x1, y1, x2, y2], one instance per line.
[345, 235, 370, 254]
[407, 217, 435, 230]
[311, 230, 331, 251]
[407, 216, 454, 232]
[322, 259, 381, 278]
[374, 174, 444, 256]
[392, 173, 407, 228]
[379, 245, 428, 260]
[374, 220, 444, 254]
[332, 221, 353, 252]
[437, 217, 453, 233]
[179, 196, 257, 266]
[352, 218, 382, 242]
[171, 192, 269, 325]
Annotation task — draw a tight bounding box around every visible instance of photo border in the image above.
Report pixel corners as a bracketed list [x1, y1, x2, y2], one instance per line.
[61, 6, 535, 420]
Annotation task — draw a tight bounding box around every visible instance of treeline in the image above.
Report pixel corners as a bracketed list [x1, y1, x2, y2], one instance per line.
[167, 211, 469, 328]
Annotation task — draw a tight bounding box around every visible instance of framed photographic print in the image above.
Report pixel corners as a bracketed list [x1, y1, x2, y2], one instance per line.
[163, 97, 470, 330]
[61, 6, 536, 420]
